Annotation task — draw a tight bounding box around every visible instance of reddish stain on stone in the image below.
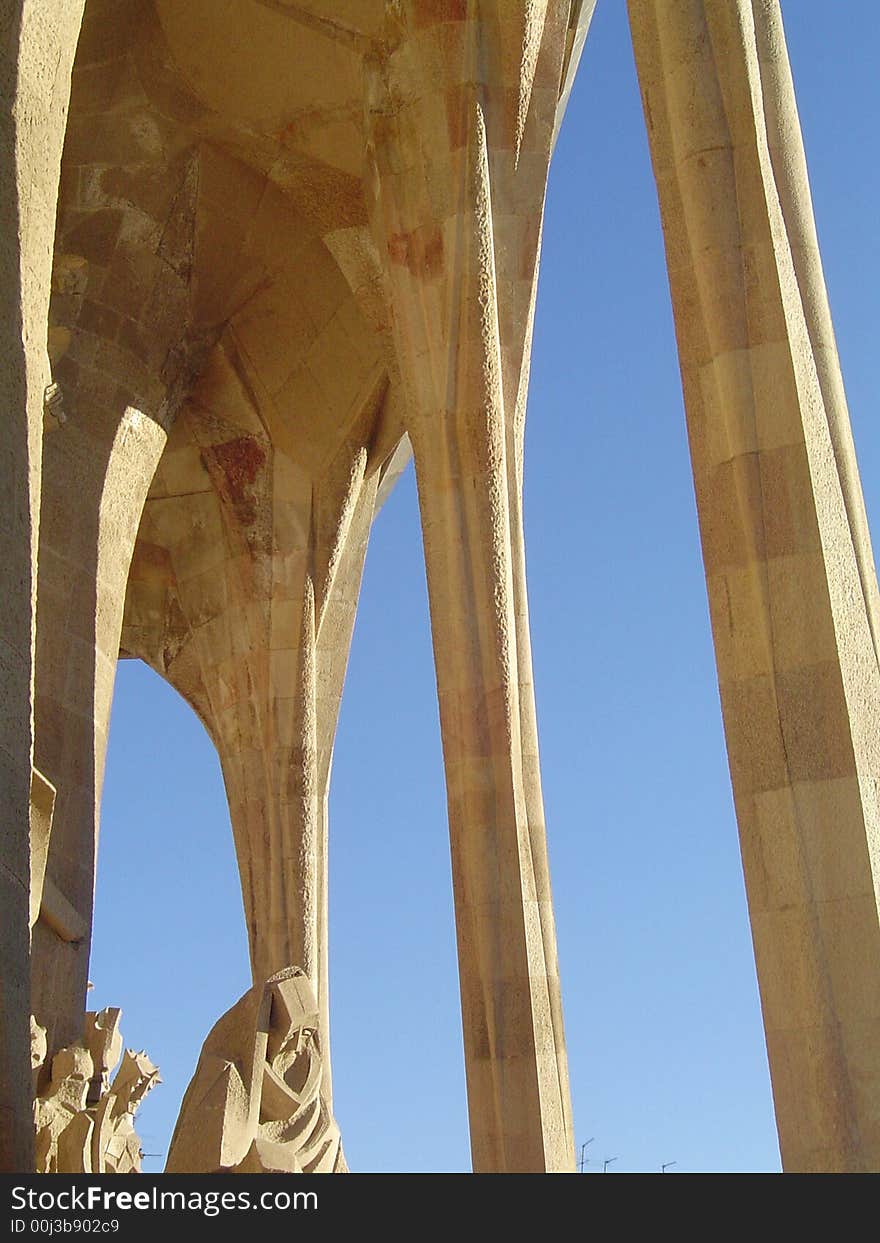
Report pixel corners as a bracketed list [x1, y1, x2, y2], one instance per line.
[208, 437, 265, 500]
[421, 228, 444, 277]
[129, 540, 175, 585]
[278, 120, 300, 148]
[413, 0, 467, 27]
[446, 84, 469, 150]
[388, 232, 410, 266]
[387, 225, 444, 279]
[202, 436, 267, 531]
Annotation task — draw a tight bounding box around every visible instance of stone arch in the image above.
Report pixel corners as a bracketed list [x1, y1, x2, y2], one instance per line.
[33, 0, 409, 1087]
[119, 248, 406, 1103]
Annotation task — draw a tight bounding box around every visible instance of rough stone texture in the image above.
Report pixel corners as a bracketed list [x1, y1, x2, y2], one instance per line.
[2, 0, 879, 1174]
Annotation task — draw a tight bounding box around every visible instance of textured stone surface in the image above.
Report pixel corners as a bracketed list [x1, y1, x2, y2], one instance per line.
[2, 0, 879, 1175]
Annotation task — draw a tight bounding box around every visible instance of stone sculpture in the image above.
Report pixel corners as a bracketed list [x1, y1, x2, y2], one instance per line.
[33, 1044, 94, 1176]
[92, 1050, 162, 1174]
[32, 1008, 159, 1174]
[83, 1007, 124, 1104]
[166, 968, 345, 1174]
[3, 0, 880, 1173]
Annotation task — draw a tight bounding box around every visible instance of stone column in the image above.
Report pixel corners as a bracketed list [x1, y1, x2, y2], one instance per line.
[367, 1, 576, 1172]
[0, 0, 85, 1171]
[125, 333, 389, 1109]
[628, 0, 880, 1171]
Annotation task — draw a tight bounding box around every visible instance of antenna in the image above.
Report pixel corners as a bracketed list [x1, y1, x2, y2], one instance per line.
[578, 1138, 595, 1173]
[661, 1161, 677, 1174]
[603, 1157, 618, 1173]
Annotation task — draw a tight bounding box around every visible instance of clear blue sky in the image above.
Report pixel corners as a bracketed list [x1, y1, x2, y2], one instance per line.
[91, 2, 880, 1174]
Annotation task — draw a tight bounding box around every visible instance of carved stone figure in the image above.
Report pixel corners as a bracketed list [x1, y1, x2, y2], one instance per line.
[93, 1050, 161, 1174]
[33, 1043, 93, 1174]
[32, 1009, 158, 1174]
[83, 1007, 123, 1105]
[166, 968, 345, 1174]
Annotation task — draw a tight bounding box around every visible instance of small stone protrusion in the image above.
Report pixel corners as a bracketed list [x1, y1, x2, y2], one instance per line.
[44, 382, 67, 427]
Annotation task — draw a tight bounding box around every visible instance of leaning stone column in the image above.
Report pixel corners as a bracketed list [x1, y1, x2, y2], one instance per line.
[367, 2, 576, 1172]
[0, 0, 85, 1171]
[628, 0, 880, 1171]
[751, 2, 880, 666]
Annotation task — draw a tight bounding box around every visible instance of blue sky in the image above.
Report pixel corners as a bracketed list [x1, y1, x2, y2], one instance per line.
[91, 2, 880, 1173]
